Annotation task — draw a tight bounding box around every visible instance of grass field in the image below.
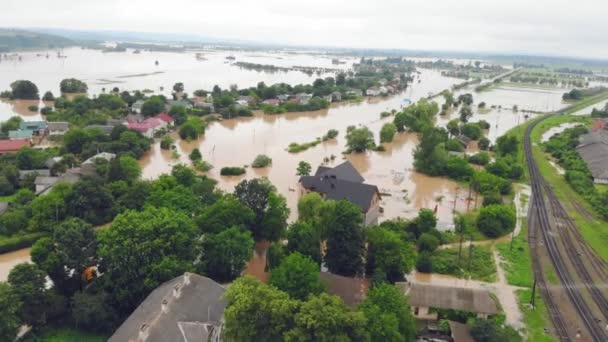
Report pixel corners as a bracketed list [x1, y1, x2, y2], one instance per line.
[496, 221, 532, 287]
[517, 289, 554, 342]
[559, 90, 608, 115]
[431, 245, 497, 282]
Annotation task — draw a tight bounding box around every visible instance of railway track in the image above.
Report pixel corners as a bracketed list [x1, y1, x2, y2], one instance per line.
[524, 115, 608, 341]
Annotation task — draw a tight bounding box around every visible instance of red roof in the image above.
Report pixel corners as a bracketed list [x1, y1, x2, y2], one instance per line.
[0, 139, 31, 154]
[127, 121, 152, 133]
[143, 117, 162, 128]
[154, 113, 174, 123]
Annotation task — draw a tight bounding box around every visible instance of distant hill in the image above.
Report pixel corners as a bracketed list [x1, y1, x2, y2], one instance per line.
[0, 29, 74, 52]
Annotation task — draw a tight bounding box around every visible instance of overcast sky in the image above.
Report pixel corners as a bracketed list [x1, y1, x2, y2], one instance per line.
[2, 0, 606, 58]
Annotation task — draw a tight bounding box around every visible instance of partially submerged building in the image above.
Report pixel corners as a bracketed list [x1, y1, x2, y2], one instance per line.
[576, 131, 608, 184]
[109, 273, 227, 342]
[299, 161, 381, 226]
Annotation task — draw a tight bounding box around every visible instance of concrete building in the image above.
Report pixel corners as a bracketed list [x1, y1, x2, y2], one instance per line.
[47, 122, 70, 136]
[109, 273, 227, 342]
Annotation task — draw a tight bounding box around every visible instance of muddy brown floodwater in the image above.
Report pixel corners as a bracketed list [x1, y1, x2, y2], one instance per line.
[0, 248, 31, 281]
[140, 69, 477, 226]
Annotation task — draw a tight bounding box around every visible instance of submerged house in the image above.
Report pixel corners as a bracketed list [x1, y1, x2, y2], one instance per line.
[0, 139, 31, 154]
[131, 100, 145, 114]
[109, 273, 227, 342]
[576, 131, 608, 184]
[299, 161, 381, 226]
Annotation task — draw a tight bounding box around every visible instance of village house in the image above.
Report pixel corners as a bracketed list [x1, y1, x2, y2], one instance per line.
[154, 113, 175, 127]
[20, 121, 48, 136]
[263, 99, 280, 106]
[576, 130, 608, 184]
[295, 93, 313, 104]
[0, 139, 31, 154]
[323, 95, 333, 103]
[345, 89, 363, 98]
[125, 113, 144, 123]
[398, 282, 499, 321]
[109, 273, 227, 342]
[299, 161, 382, 226]
[36, 171, 81, 196]
[238, 95, 255, 105]
[234, 99, 249, 106]
[277, 94, 289, 102]
[331, 91, 342, 102]
[192, 98, 215, 113]
[47, 122, 70, 136]
[81, 152, 116, 176]
[366, 87, 382, 96]
[167, 99, 193, 111]
[131, 100, 145, 114]
[8, 129, 33, 140]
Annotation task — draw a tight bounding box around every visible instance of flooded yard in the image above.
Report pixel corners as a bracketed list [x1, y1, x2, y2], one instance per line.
[0, 248, 31, 282]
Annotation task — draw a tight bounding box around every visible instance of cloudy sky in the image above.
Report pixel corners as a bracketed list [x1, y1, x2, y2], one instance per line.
[2, 0, 606, 58]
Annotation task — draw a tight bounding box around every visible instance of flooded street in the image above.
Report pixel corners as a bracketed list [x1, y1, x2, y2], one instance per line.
[541, 122, 581, 142]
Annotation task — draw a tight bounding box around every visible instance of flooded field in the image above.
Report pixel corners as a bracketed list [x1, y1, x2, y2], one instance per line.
[141, 69, 473, 226]
[471, 86, 568, 112]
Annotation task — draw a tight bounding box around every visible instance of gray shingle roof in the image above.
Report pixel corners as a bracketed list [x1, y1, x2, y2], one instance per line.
[405, 283, 498, 315]
[577, 131, 608, 180]
[109, 273, 226, 342]
[316, 161, 365, 183]
[47, 122, 69, 132]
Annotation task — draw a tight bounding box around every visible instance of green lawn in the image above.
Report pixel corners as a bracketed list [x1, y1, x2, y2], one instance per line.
[517, 289, 554, 342]
[496, 221, 532, 287]
[431, 245, 497, 282]
[24, 328, 107, 342]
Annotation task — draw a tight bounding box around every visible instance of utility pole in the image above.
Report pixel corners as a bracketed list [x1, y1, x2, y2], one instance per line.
[467, 235, 473, 270]
[531, 277, 537, 309]
[453, 186, 459, 212]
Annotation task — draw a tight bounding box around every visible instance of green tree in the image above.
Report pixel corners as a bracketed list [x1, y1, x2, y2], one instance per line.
[168, 105, 187, 125]
[65, 178, 114, 225]
[63, 128, 91, 154]
[189, 148, 202, 162]
[285, 293, 367, 342]
[10, 80, 39, 99]
[179, 116, 205, 140]
[461, 123, 482, 140]
[0, 116, 23, 133]
[42, 91, 55, 101]
[359, 283, 416, 341]
[286, 222, 321, 264]
[199, 227, 254, 283]
[414, 208, 437, 237]
[477, 205, 516, 238]
[196, 196, 255, 234]
[366, 227, 415, 283]
[71, 291, 118, 333]
[97, 208, 198, 314]
[459, 105, 473, 123]
[296, 161, 312, 176]
[224, 276, 299, 341]
[141, 96, 166, 116]
[173, 82, 185, 93]
[417, 232, 440, 252]
[8, 263, 51, 325]
[270, 252, 323, 300]
[32, 218, 96, 296]
[60, 78, 88, 93]
[0, 283, 21, 342]
[379, 123, 397, 143]
[346, 126, 374, 152]
[447, 118, 460, 136]
[108, 156, 141, 183]
[416, 251, 433, 272]
[234, 178, 289, 241]
[324, 200, 365, 276]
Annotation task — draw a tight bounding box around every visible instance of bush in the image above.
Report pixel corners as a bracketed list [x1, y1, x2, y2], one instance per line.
[194, 160, 213, 172]
[418, 233, 440, 252]
[416, 252, 432, 272]
[323, 129, 339, 141]
[380, 123, 397, 143]
[461, 123, 482, 140]
[179, 117, 205, 140]
[40, 107, 53, 115]
[468, 152, 490, 165]
[160, 135, 174, 149]
[28, 105, 39, 112]
[252, 154, 272, 168]
[42, 91, 55, 101]
[221, 167, 246, 176]
[477, 204, 516, 238]
[189, 148, 202, 162]
[478, 137, 490, 150]
[0, 233, 46, 254]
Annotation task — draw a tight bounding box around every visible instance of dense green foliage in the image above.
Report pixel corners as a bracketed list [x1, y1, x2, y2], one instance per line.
[346, 126, 375, 152]
[270, 252, 324, 300]
[379, 123, 397, 143]
[393, 99, 439, 132]
[10, 80, 40, 99]
[252, 154, 272, 168]
[220, 166, 246, 176]
[60, 78, 88, 93]
[324, 200, 365, 276]
[477, 205, 516, 238]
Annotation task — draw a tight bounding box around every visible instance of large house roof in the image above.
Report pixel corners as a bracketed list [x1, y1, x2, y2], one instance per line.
[315, 161, 365, 183]
[577, 131, 608, 180]
[0, 139, 31, 154]
[109, 273, 226, 342]
[404, 283, 498, 315]
[301, 161, 377, 212]
[320, 272, 369, 307]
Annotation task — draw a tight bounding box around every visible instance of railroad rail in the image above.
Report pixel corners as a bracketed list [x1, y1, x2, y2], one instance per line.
[524, 115, 608, 341]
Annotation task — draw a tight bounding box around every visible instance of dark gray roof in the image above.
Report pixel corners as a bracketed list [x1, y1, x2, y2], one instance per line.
[577, 131, 608, 180]
[0, 202, 8, 216]
[47, 122, 69, 132]
[315, 161, 365, 183]
[109, 273, 226, 342]
[299, 176, 379, 212]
